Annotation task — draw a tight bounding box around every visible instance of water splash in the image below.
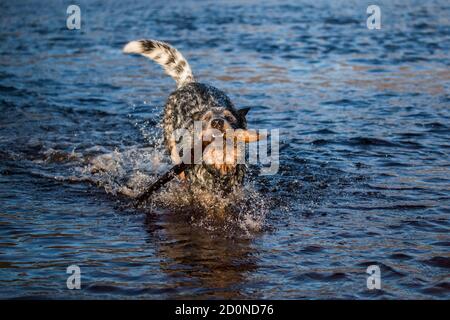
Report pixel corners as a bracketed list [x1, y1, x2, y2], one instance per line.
[77, 144, 268, 234]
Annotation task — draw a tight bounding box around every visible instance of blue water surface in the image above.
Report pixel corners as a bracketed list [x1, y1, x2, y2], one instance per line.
[0, 0, 449, 299]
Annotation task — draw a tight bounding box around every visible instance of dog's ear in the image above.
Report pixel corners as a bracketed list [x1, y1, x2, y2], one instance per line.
[237, 107, 251, 118]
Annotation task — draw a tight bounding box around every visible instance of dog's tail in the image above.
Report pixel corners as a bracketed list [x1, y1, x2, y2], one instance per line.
[123, 39, 194, 88]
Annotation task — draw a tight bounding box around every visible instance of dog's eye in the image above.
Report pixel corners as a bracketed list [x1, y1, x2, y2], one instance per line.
[225, 114, 236, 122]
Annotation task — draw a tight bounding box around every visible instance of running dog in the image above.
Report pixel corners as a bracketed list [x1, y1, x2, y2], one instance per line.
[123, 39, 261, 195]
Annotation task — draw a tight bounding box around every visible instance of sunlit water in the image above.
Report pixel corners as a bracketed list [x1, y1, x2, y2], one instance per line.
[0, 0, 449, 299]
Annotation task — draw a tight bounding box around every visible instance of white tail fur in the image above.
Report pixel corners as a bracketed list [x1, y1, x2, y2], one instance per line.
[123, 39, 194, 88]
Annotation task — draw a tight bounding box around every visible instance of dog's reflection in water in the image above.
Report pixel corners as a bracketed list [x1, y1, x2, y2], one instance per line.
[143, 202, 260, 299]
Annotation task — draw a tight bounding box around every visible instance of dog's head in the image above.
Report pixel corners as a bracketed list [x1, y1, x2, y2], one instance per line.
[193, 106, 263, 175]
[200, 106, 248, 135]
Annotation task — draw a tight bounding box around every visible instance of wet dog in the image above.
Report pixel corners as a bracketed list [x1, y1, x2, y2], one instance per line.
[123, 40, 261, 195]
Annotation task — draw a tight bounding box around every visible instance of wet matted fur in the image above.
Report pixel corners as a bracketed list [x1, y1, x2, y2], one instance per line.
[124, 39, 258, 193]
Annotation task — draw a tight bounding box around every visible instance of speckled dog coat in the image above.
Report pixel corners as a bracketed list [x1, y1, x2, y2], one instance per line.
[124, 40, 251, 193]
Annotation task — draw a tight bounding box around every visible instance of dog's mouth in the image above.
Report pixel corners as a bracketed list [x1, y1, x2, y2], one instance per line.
[203, 128, 265, 144]
[202, 127, 228, 143]
[211, 131, 224, 139]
